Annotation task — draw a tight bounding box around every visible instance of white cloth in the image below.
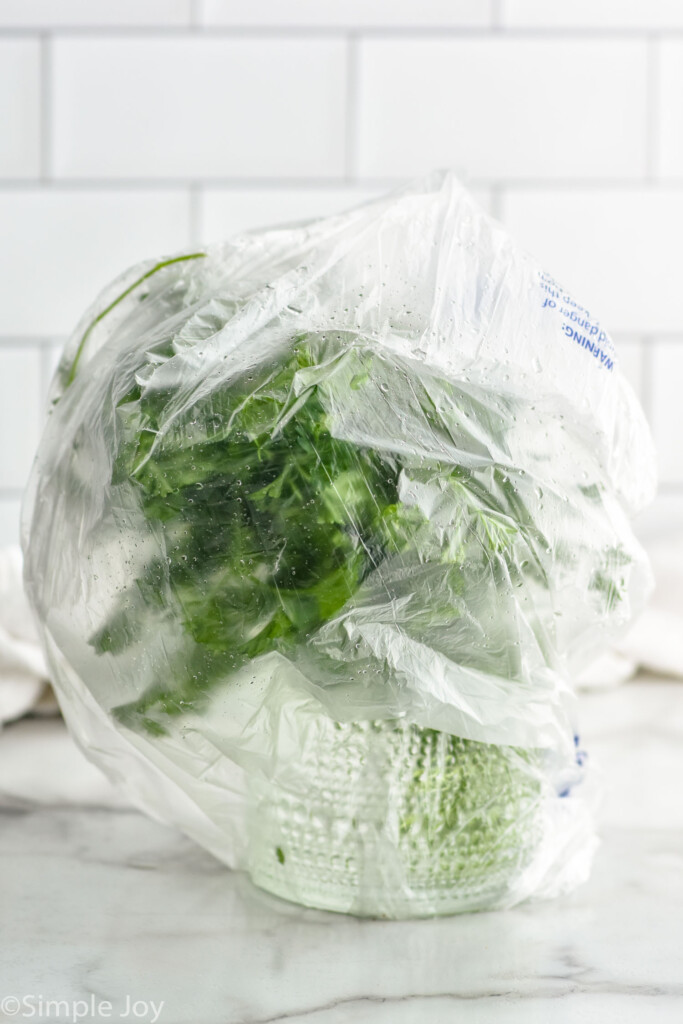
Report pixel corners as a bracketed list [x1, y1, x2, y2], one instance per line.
[578, 538, 683, 688]
[0, 717, 127, 808]
[0, 546, 50, 726]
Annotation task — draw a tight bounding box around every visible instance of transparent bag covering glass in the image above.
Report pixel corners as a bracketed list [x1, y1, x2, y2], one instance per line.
[23, 172, 655, 917]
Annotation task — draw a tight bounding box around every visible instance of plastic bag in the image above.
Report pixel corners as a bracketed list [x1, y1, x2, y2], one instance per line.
[22, 171, 655, 917]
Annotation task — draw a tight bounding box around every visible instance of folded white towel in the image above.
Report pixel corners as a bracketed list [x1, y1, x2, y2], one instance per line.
[0, 546, 49, 727]
[579, 538, 683, 689]
[0, 717, 127, 808]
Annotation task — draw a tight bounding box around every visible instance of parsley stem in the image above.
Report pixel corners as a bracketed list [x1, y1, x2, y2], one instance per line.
[66, 251, 207, 386]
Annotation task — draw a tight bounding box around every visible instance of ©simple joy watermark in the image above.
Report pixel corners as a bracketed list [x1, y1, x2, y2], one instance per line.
[0, 994, 164, 1023]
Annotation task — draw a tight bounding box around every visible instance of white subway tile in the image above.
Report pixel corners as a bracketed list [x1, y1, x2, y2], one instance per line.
[357, 38, 647, 181]
[200, 182, 491, 242]
[634, 491, 683, 542]
[0, 1, 192, 27]
[53, 38, 346, 179]
[0, 348, 42, 491]
[201, 0, 490, 27]
[0, 498, 22, 548]
[200, 185, 387, 242]
[463, 185, 492, 216]
[42, 341, 65, 406]
[0, 40, 40, 179]
[502, 0, 683, 28]
[613, 337, 645, 403]
[657, 41, 683, 178]
[501, 188, 683, 334]
[651, 341, 683, 485]
[0, 190, 191, 336]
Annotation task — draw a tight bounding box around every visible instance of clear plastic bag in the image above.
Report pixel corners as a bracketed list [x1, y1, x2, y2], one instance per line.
[22, 171, 655, 917]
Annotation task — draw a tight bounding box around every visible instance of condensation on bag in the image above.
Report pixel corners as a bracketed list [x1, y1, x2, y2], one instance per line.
[22, 172, 655, 917]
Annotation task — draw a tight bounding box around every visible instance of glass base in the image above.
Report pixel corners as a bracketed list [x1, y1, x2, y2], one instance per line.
[246, 719, 542, 918]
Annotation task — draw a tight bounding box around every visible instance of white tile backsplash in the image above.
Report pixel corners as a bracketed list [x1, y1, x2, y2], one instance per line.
[0, 1, 192, 27]
[200, 183, 492, 244]
[0, 5, 680, 507]
[0, 498, 22, 548]
[656, 41, 683, 178]
[53, 37, 347, 180]
[502, 1, 683, 29]
[0, 40, 41, 179]
[200, 0, 491, 28]
[199, 185, 385, 242]
[651, 341, 683, 485]
[0, 348, 42, 490]
[501, 188, 683, 334]
[635, 492, 683, 541]
[614, 338, 645, 404]
[0, 190, 191, 336]
[357, 38, 648, 181]
[41, 341, 65, 407]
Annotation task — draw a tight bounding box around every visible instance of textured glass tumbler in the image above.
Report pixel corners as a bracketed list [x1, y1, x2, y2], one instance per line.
[246, 717, 543, 918]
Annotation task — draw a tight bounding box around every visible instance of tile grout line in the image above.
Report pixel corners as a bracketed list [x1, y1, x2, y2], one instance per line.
[188, 183, 202, 247]
[614, 332, 683, 343]
[0, 336, 58, 347]
[640, 336, 655, 424]
[39, 342, 58, 410]
[488, 184, 503, 221]
[6, 176, 683, 190]
[344, 33, 359, 182]
[39, 31, 52, 181]
[190, 0, 202, 29]
[2, 26, 683, 38]
[646, 34, 660, 181]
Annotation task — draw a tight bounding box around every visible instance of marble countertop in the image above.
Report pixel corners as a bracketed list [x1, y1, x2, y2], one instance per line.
[1, 677, 682, 1024]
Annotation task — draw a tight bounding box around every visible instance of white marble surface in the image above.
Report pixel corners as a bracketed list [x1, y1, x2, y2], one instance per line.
[1, 678, 682, 1024]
